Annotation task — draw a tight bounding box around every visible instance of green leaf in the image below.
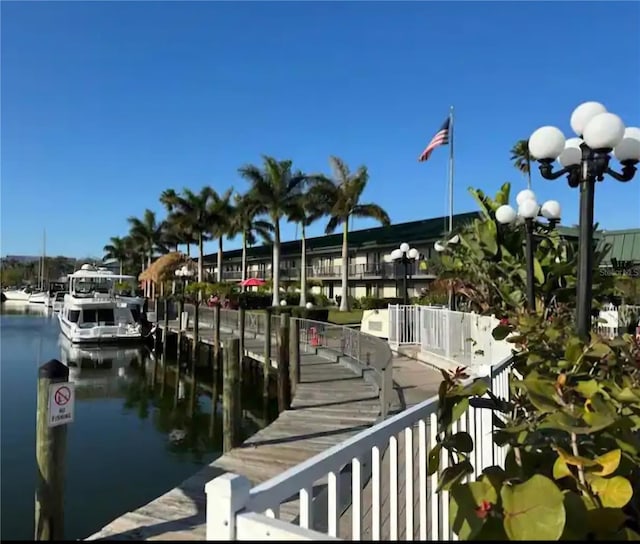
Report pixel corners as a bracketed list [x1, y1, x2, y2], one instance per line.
[501, 475, 566, 540]
[589, 449, 621, 477]
[437, 460, 474, 492]
[451, 397, 470, 426]
[556, 447, 598, 468]
[427, 443, 442, 476]
[539, 412, 593, 434]
[522, 376, 561, 413]
[585, 507, 628, 535]
[449, 480, 498, 539]
[552, 457, 573, 480]
[560, 491, 588, 541]
[584, 340, 613, 359]
[564, 338, 584, 366]
[533, 257, 545, 284]
[574, 379, 600, 399]
[588, 475, 633, 508]
[479, 466, 507, 492]
[492, 325, 511, 341]
[445, 431, 474, 453]
[615, 528, 640, 541]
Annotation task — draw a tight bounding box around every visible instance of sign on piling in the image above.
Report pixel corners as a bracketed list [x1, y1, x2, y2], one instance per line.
[48, 383, 75, 427]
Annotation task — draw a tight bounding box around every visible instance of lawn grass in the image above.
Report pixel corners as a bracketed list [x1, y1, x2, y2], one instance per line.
[328, 309, 364, 325]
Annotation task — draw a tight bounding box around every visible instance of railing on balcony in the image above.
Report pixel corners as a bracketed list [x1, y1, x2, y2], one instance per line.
[204, 316, 515, 540]
[306, 261, 436, 280]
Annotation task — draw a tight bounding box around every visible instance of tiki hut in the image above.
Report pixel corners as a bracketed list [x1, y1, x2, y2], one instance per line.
[139, 252, 189, 297]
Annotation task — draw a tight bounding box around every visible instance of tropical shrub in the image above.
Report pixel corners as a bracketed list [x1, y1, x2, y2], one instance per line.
[429, 183, 640, 540]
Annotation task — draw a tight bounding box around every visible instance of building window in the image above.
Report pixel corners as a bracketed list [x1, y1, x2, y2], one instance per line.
[366, 283, 373, 297]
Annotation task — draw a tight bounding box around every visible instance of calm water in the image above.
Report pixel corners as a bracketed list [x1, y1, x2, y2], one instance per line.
[0, 302, 268, 540]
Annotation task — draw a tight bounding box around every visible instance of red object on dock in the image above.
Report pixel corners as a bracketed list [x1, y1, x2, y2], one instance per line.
[310, 327, 320, 347]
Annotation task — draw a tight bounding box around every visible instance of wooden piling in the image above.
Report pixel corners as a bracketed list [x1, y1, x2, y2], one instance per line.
[289, 316, 300, 398]
[161, 299, 169, 396]
[263, 308, 272, 415]
[35, 359, 69, 541]
[223, 337, 240, 453]
[277, 313, 291, 413]
[190, 303, 200, 415]
[238, 307, 245, 385]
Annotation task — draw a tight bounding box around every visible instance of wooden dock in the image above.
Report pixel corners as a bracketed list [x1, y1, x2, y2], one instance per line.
[86, 317, 383, 540]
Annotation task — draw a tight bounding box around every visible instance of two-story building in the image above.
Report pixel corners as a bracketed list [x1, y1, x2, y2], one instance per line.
[201, 212, 479, 302]
[200, 212, 637, 303]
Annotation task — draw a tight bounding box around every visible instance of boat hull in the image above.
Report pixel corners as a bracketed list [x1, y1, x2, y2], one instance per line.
[3, 290, 31, 302]
[57, 312, 147, 345]
[28, 292, 48, 304]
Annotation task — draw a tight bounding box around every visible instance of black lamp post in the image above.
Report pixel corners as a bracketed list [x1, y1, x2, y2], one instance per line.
[495, 191, 562, 312]
[528, 102, 639, 338]
[387, 243, 419, 305]
[434, 235, 460, 310]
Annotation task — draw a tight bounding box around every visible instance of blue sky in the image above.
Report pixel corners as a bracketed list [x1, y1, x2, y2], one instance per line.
[2, 0, 639, 259]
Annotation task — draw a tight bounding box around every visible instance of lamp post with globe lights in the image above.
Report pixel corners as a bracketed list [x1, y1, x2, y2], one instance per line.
[387, 243, 420, 305]
[528, 102, 640, 338]
[434, 235, 460, 310]
[175, 265, 194, 323]
[495, 190, 562, 312]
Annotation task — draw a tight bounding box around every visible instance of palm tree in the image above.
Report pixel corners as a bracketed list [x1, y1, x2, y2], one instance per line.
[313, 156, 391, 311]
[510, 139, 533, 189]
[103, 236, 128, 276]
[229, 192, 274, 289]
[288, 187, 328, 306]
[206, 188, 234, 283]
[159, 189, 197, 257]
[239, 156, 308, 306]
[127, 209, 164, 269]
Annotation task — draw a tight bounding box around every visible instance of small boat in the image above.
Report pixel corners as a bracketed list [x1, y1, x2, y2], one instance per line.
[57, 264, 155, 344]
[2, 287, 32, 302]
[28, 291, 49, 304]
[52, 291, 66, 312]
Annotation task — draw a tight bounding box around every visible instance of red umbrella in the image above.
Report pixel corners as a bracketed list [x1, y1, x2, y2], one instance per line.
[240, 278, 266, 287]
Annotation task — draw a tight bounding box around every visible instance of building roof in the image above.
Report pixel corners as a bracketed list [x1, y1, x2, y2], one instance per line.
[202, 212, 482, 263]
[599, 229, 640, 264]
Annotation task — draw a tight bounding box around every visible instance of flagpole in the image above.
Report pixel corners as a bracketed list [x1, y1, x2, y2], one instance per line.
[448, 105, 454, 233]
[447, 105, 455, 311]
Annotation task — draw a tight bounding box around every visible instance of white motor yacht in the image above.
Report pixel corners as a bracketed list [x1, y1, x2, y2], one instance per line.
[2, 287, 32, 302]
[57, 264, 155, 344]
[28, 291, 49, 304]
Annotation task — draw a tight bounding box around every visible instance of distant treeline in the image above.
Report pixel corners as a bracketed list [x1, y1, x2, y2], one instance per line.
[1, 256, 99, 287]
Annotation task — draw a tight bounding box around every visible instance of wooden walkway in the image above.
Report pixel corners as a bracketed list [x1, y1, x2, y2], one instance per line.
[86, 319, 384, 540]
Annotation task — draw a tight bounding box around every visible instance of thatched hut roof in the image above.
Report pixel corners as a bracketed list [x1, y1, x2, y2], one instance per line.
[139, 252, 189, 283]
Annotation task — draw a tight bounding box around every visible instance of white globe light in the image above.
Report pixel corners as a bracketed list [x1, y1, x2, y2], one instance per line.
[383, 254, 392, 263]
[518, 199, 539, 219]
[495, 205, 517, 225]
[528, 126, 566, 160]
[558, 146, 582, 167]
[614, 136, 640, 162]
[399, 242, 410, 253]
[449, 235, 460, 244]
[623, 126, 640, 142]
[434, 241, 445, 252]
[570, 101, 607, 136]
[391, 249, 403, 260]
[516, 189, 536, 206]
[305, 302, 313, 309]
[582, 112, 625, 150]
[541, 200, 561, 220]
[565, 137, 583, 149]
[280, 299, 287, 306]
[408, 248, 419, 259]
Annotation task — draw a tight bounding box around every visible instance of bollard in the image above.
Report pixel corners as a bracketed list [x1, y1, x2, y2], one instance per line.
[35, 359, 72, 541]
[223, 337, 240, 452]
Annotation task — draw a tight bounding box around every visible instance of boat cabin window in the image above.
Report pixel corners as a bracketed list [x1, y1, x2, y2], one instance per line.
[67, 310, 80, 323]
[55, 292, 66, 301]
[82, 308, 115, 325]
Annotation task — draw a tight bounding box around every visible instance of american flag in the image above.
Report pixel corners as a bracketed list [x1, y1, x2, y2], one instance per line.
[418, 117, 450, 162]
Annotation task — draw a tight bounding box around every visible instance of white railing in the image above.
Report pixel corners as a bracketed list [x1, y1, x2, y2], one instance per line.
[205, 353, 515, 540]
[388, 304, 512, 371]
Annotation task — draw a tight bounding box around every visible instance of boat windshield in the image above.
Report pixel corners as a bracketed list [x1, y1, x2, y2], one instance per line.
[55, 292, 66, 301]
[73, 278, 113, 295]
